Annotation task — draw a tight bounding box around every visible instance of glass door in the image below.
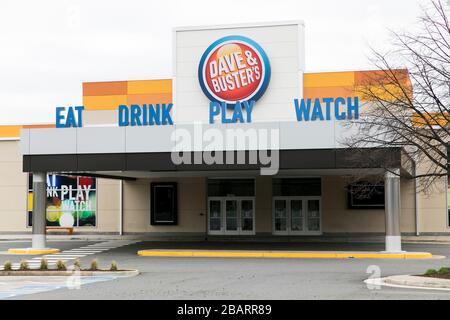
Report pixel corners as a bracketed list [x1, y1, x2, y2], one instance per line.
[225, 199, 239, 234]
[274, 199, 288, 234]
[306, 198, 321, 232]
[208, 198, 255, 235]
[208, 198, 223, 235]
[240, 199, 255, 235]
[273, 197, 321, 235]
[290, 199, 304, 233]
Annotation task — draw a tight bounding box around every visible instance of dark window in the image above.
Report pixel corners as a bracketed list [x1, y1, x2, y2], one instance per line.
[348, 182, 385, 209]
[151, 183, 178, 226]
[273, 178, 322, 197]
[208, 179, 255, 197]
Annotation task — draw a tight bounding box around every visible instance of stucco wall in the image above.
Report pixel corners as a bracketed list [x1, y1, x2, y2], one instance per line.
[122, 177, 207, 234]
[0, 140, 28, 232]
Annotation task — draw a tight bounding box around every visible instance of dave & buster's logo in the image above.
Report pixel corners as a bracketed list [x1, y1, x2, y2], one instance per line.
[198, 35, 271, 106]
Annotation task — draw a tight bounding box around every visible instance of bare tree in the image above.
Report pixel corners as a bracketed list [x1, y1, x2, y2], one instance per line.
[344, 0, 450, 192]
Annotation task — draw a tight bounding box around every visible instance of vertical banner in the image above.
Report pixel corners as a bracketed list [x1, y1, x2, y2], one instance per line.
[28, 175, 97, 227]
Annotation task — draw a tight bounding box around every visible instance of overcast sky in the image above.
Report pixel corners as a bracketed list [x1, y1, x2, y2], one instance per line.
[0, 0, 426, 124]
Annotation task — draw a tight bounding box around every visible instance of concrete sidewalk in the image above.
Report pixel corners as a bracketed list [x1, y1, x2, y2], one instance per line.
[2, 234, 450, 244]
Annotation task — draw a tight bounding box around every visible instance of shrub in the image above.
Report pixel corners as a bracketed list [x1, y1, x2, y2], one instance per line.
[56, 260, 67, 271]
[425, 269, 438, 276]
[110, 261, 118, 272]
[3, 261, 12, 271]
[40, 259, 48, 271]
[19, 260, 29, 271]
[438, 267, 449, 275]
[73, 259, 82, 270]
[90, 259, 99, 271]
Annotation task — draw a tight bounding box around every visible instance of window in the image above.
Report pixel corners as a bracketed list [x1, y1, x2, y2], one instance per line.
[151, 183, 178, 226]
[273, 178, 322, 197]
[347, 181, 385, 209]
[28, 174, 97, 227]
[208, 179, 255, 197]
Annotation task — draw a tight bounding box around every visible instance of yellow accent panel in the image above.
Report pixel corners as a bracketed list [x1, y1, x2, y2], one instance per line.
[8, 249, 61, 255]
[412, 113, 450, 128]
[138, 250, 434, 260]
[83, 95, 128, 111]
[127, 93, 173, 105]
[127, 80, 172, 95]
[0, 126, 22, 138]
[28, 192, 33, 211]
[304, 72, 355, 88]
[354, 84, 412, 103]
[304, 86, 355, 99]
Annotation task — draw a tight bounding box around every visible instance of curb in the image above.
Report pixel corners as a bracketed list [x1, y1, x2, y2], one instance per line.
[7, 248, 61, 255]
[137, 250, 435, 260]
[0, 269, 140, 277]
[384, 275, 450, 289]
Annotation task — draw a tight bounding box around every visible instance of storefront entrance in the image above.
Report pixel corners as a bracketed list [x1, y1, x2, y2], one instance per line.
[208, 197, 255, 235]
[273, 197, 322, 235]
[207, 178, 256, 236]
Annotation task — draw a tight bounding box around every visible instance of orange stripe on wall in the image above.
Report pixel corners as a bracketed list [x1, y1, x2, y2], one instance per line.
[23, 124, 55, 129]
[83, 95, 128, 111]
[127, 80, 172, 95]
[304, 72, 355, 88]
[0, 125, 22, 138]
[83, 81, 128, 96]
[304, 86, 355, 100]
[127, 93, 173, 105]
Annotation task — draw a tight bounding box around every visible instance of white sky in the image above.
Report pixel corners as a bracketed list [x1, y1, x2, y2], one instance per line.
[0, 0, 426, 125]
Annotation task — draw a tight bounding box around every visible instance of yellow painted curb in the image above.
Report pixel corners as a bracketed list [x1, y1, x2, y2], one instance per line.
[8, 248, 60, 255]
[137, 250, 434, 260]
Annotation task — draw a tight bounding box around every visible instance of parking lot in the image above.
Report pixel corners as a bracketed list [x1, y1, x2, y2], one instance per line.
[1, 240, 450, 300]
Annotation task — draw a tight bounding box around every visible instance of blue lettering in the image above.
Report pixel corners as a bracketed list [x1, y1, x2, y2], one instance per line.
[65, 107, 77, 127]
[56, 107, 66, 128]
[118, 105, 129, 127]
[209, 102, 221, 124]
[294, 99, 311, 121]
[142, 104, 148, 126]
[161, 103, 173, 125]
[334, 98, 347, 120]
[347, 97, 359, 120]
[74, 106, 84, 127]
[221, 102, 233, 124]
[322, 98, 333, 121]
[149, 104, 161, 126]
[130, 105, 142, 126]
[231, 102, 244, 123]
[243, 100, 254, 123]
[311, 99, 324, 121]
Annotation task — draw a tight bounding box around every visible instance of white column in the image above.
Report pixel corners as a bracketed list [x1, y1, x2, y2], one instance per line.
[32, 172, 47, 249]
[384, 169, 403, 253]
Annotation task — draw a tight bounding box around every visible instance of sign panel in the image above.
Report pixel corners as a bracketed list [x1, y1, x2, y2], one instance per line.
[198, 35, 271, 105]
[28, 174, 97, 228]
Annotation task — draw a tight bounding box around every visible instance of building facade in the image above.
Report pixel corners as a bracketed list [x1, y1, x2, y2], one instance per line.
[1, 22, 449, 250]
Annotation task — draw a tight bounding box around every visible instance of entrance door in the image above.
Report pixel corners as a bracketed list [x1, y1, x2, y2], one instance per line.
[208, 198, 255, 235]
[273, 197, 321, 235]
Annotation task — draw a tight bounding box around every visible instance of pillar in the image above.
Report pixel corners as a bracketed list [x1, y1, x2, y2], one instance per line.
[32, 172, 47, 249]
[384, 169, 403, 252]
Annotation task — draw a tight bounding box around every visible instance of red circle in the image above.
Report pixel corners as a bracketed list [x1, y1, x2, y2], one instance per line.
[203, 42, 263, 102]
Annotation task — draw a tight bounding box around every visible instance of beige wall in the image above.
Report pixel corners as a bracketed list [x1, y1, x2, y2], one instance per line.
[322, 176, 417, 234]
[0, 140, 28, 232]
[122, 177, 207, 234]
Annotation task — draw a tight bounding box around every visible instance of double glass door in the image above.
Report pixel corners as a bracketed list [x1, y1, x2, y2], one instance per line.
[273, 197, 321, 235]
[208, 198, 255, 235]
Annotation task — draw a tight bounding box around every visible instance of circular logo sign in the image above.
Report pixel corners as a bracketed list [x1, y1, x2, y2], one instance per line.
[198, 35, 271, 105]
